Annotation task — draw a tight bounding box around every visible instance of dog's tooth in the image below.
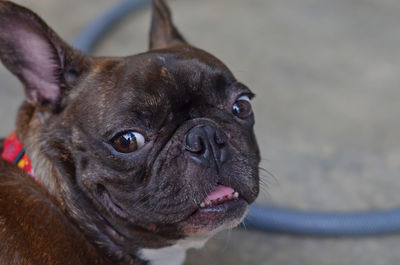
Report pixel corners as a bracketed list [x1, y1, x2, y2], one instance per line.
[227, 194, 233, 199]
[200, 202, 205, 208]
[233, 192, 239, 198]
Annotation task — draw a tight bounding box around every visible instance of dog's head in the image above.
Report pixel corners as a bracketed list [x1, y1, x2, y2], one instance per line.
[0, 0, 259, 260]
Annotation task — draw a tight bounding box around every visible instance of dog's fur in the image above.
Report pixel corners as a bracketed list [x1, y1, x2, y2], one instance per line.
[0, 1, 260, 264]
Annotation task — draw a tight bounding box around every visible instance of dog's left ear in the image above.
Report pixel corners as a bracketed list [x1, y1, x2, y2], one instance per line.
[149, 0, 186, 50]
[0, 2, 90, 110]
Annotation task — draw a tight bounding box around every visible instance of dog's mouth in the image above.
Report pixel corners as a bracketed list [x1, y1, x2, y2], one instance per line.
[199, 185, 239, 208]
[178, 185, 248, 235]
[97, 183, 249, 238]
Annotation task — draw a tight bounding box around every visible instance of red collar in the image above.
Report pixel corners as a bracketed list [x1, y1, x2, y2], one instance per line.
[1, 131, 37, 182]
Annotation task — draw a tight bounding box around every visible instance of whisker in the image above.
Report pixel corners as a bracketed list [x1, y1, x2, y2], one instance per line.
[258, 178, 271, 199]
[257, 165, 279, 200]
[259, 166, 277, 184]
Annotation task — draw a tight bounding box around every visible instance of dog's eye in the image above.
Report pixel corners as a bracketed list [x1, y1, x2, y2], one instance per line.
[111, 132, 145, 153]
[232, 95, 252, 119]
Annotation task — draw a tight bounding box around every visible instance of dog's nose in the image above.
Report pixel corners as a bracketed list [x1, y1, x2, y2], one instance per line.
[185, 125, 230, 169]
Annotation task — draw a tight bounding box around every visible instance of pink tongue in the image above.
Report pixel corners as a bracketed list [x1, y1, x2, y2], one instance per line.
[204, 185, 234, 202]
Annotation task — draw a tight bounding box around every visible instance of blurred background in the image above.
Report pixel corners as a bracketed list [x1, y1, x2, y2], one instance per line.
[1, 0, 400, 264]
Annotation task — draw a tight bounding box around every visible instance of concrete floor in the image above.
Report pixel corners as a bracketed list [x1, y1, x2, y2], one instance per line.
[1, 0, 400, 264]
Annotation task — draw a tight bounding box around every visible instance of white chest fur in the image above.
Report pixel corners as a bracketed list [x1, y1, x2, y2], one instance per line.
[139, 236, 209, 265]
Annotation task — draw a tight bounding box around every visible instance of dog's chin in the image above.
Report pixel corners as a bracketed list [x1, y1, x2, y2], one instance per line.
[177, 198, 248, 236]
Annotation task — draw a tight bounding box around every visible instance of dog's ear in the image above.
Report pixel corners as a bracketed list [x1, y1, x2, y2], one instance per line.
[149, 0, 186, 50]
[0, 2, 89, 109]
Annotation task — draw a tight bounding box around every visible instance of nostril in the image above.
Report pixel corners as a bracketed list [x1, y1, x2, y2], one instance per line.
[185, 134, 205, 154]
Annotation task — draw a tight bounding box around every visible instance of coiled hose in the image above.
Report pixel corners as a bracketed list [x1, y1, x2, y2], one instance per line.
[73, 0, 400, 236]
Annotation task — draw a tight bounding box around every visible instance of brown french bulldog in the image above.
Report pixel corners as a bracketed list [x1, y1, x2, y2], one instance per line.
[0, 0, 260, 264]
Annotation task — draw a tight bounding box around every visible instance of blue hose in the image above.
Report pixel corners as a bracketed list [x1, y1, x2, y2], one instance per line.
[74, 0, 150, 53]
[246, 205, 400, 236]
[73, 0, 400, 237]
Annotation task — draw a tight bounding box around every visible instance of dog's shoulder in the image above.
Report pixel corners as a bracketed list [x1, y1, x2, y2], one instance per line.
[0, 158, 108, 265]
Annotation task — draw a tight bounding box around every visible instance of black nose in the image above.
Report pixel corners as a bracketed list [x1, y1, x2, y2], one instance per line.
[185, 125, 230, 169]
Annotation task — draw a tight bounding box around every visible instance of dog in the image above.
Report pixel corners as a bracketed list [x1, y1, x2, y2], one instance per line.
[0, 0, 260, 264]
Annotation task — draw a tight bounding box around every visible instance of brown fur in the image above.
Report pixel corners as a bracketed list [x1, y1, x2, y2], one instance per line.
[0, 155, 110, 264]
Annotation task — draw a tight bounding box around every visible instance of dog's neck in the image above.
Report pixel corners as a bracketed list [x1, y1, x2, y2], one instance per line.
[14, 103, 60, 196]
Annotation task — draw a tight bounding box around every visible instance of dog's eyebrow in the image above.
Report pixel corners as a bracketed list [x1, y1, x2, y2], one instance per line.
[232, 82, 255, 98]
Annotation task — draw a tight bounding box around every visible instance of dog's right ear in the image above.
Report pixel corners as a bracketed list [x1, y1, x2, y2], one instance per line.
[149, 0, 186, 50]
[0, 1, 90, 110]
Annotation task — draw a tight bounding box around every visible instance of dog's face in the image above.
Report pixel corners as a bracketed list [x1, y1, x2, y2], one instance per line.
[63, 46, 260, 236]
[0, 0, 259, 257]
